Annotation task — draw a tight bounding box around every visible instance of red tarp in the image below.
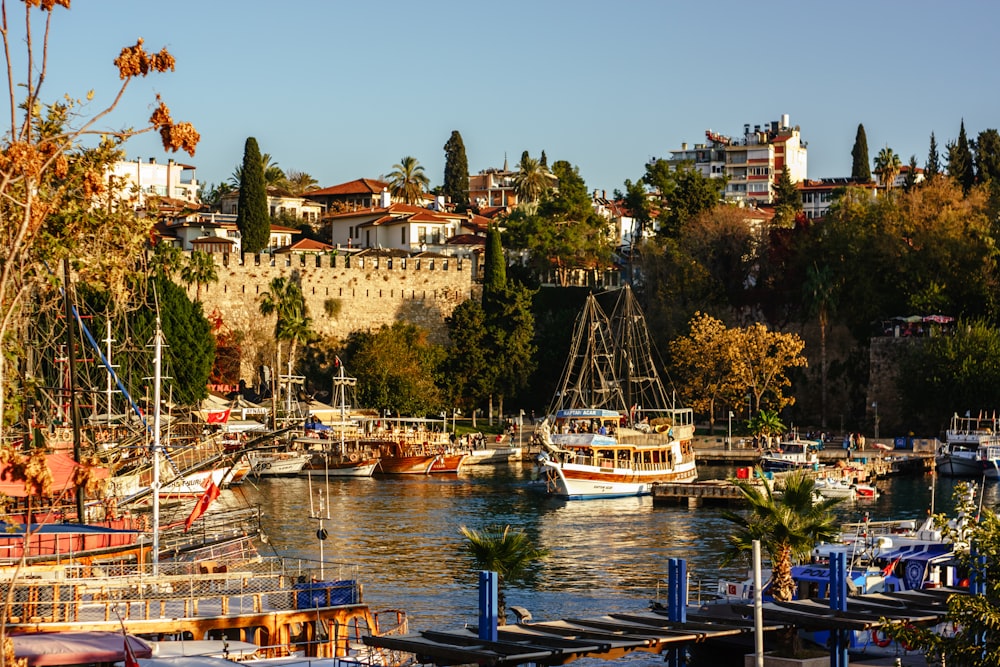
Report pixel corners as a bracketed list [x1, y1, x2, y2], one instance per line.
[0, 452, 109, 498]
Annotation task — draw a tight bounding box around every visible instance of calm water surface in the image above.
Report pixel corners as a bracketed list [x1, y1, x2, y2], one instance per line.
[226, 463, 992, 631]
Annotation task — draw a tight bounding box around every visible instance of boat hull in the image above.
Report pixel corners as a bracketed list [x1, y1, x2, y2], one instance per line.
[542, 460, 698, 500]
[936, 453, 983, 477]
[300, 455, 378, 478]
[430, 453, 469, 473]
[466, 447, 521, 465]
[248, 452, 312, 477]
[377, 454, 438, 475]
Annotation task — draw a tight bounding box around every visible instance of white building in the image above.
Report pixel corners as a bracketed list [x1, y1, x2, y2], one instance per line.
[110, 157, 200, 207]
[667, 114, 808, 205]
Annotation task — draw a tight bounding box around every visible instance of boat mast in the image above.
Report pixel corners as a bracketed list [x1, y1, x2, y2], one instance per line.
[63, 259, 86, 523]
[151, 318, 164, 574]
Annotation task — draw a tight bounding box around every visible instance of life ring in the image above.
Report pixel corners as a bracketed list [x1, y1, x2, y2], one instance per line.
[900, 624, 917, 651]
[871, 629, 892, 648]
[349, 453, 359, 463]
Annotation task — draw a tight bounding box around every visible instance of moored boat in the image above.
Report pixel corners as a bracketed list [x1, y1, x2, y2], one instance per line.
[759, 439, 821, 472]
[537, 286, 698, 499]
[937, 411, 1000, 477]
[0, 556, 409, 663]
[247, 449, 312, 477]
[430, 451, 469, 473]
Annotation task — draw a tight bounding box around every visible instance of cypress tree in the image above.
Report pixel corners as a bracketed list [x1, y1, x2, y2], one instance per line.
[236, 137, 270, 253]
[976, 129, 1000, 185]
[903, 155, 919, 192]
[483, 225, 507, 310]
[442, 131, 470, 210]
[540, 150, 548, 170]
[851, 124, 871, 182]
[925, 132, 940, 182]
[949, 120, 976, 194]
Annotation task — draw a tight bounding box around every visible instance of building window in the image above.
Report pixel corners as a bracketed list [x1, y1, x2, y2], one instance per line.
[401, 228, 406, 244]
[418, 226, 427, 244]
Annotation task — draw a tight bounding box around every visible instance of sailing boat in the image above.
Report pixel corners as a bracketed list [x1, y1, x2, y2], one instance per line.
[298, 359, 379, 477]
[537, 285, 698, 499]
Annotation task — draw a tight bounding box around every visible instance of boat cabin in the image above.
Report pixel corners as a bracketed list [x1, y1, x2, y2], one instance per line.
[552, 408, 622, 435]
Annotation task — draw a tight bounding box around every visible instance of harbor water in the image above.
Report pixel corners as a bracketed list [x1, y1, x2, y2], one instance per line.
[229, 462, 990, 631]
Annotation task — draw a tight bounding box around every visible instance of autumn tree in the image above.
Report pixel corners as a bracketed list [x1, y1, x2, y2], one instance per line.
[236, 137, 270, 253]
[0, 2, 199, 434]
[731, 322, 808, 414]
[668, 312, 742, 432]
[850, 123, 871, 182]
[442, 131, 470, 210]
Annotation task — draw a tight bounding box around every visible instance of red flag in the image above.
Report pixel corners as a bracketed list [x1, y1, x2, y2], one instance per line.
[184, 479, 221, 532]
[206, 408, 231, 424]
[123, 636, 140, 667]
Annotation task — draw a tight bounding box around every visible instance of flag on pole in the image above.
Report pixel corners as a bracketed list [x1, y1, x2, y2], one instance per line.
[123, 635, 140, 667]
[184, 479, 221, 532]
[206, 408, 231, 424]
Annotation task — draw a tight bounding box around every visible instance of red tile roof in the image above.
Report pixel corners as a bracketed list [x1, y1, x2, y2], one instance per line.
[306, 178, 390, 197]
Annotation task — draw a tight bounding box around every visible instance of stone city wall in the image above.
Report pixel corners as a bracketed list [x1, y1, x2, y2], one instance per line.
[191, 252, 477, 348]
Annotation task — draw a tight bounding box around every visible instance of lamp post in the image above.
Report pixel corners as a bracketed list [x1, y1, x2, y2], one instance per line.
[872, 401, 879, 441]
[728, 411, 734, 450]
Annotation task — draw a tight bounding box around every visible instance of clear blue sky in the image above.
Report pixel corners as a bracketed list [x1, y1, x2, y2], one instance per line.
[19, 0, 1000, 196]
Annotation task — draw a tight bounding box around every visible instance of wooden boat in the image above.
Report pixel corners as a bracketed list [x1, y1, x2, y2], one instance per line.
[247, 449, 312, 477]
[298, 441, 380, 478]
[375, 445, 439, 475]
[430, 451, 470, 473]
[538, 286, 698, 499]
[0, 556, 409, 663]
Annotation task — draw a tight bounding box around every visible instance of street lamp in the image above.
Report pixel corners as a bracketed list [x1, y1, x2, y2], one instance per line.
[727, 411, 734, 450]
[872, 401, 879, 441]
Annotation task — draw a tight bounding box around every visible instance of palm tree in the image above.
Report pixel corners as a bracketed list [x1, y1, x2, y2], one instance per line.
[513, 153, 549, 204]
[386, 156, 430, 204]
[231, 152, 287, 189]
[720, 470, 842, 602]
[748, 409, 785, 447]
[259, 277, 312, 414]
[179, 250, 218, 302]
[459, 524, 549, 621]
[150, 242, 184, 278]
[284, 170, 319, 196]
[803, 263, 837, 429]
[874, 145, 902, 190]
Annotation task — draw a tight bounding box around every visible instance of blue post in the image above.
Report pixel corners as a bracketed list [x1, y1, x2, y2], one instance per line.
[666, 559, 687, 666]
[478, 570, 498, 642]
[829, 552, 848, 667]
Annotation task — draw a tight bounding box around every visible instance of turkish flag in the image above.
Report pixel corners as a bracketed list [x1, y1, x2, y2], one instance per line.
[184, 479, 221, 531]
[123, 635, 140, 667]
[206, 408, 231, 424]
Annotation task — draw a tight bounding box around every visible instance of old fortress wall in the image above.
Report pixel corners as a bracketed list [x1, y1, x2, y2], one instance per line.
[192, 252, 477, 347]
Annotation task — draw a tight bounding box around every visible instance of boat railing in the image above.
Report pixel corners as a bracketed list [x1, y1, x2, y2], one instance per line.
[0, 556, 365, 625]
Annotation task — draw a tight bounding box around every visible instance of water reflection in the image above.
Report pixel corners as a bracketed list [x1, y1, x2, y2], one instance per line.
[232, 462, 981, 629]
